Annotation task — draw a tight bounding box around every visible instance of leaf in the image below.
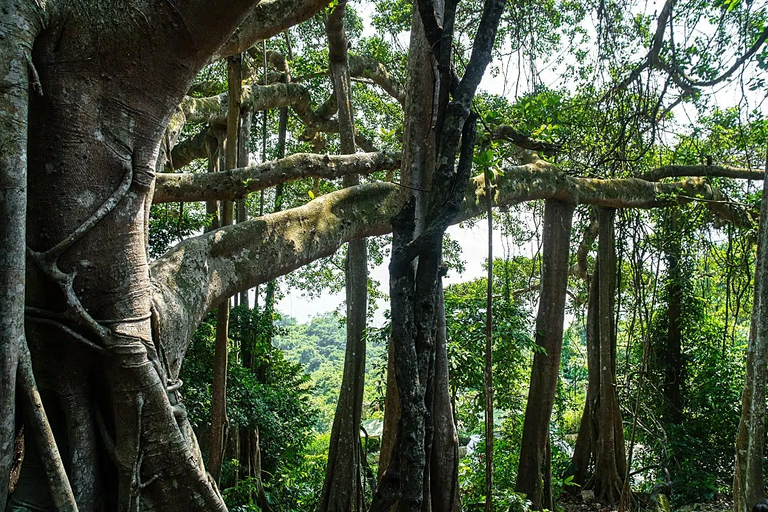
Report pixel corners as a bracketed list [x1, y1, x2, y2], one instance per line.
[308, 190, 315, 199]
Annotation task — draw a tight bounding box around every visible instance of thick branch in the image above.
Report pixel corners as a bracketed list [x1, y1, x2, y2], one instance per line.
[211, 0, 334, 62]
[181, 82, 339, 132]
[150, 158, 746, 376]
[349, 54, 406, 106]
[492, 125, 561, 154]
[167, 127, 210, 171]
[153, 151, 400, 203]
[150, 183, 400, 377]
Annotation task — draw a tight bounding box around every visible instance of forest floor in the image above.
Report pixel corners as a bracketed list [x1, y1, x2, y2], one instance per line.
[558, 491, 732, 512]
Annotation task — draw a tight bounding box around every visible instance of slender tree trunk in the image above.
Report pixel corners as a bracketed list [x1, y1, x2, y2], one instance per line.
[484, 174, 495, 512]
[663, 210, 683, 425]
[319, 4, 369, 509]
[516, 199, 575, 510]
[589, 207, 626, 504]
[564, 270, 600, 490]
[430, 280, 462, 512]
[209, 54, 242, 484]
[237, 108, 252, 309]
[733, 163, 768, 512]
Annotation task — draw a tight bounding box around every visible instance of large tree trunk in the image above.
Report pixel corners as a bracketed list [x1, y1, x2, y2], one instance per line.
[516, 199, 575, 510]
[0, 3, 43, 509]
[565, 208, 626, 505]
[377, 0, 438, 484]
[318, 3, 369, 510]
[733, 168, 768, 512]
[588, 207, 626, 504]
[18, 2, 264, 509]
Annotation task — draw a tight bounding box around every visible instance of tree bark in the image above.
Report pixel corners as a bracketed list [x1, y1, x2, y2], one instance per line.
[516, 199, 575, 510]
[318, 3, 369, 510]
[430, 278, 462, 512]
[733, 165, 768, 512]
[588, 207, 626, 504]
[209, 54, 241, 485]
[0, 3, 43, 508]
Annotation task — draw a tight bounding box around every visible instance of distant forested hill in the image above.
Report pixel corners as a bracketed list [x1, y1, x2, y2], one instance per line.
[275, 312, 387, 431]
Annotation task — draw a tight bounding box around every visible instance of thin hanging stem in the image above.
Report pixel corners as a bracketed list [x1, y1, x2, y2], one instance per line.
[484, 172, 494, 512]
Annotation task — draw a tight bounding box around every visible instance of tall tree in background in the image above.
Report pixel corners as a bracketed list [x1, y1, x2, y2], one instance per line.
[319, 2, 369, 510]
[516, 199, 575, 509]
[733, 161, 768, 512]
[566, 208, 626, 504]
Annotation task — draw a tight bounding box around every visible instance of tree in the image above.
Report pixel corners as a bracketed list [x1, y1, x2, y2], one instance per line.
[733, 163, 768, 512]
[2, 0, 767, 510]
[516, 199, 575, 510]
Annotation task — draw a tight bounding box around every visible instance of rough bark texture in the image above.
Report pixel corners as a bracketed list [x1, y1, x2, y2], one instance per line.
[516, 199, 575, 510]
[318, 3, 369, 510]
[588, 208, 627, 504]
[0, 3, 42, 508]
[733, 169, 768, 512]
[375, 0, 508, 495]
[18, 1, 265, 510]
[376, 0, 438, 488]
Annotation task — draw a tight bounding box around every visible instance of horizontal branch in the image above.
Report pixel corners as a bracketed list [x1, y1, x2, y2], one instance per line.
[639, 164, 765, 181]
[153, 151, 401, 203]
[348, 54, 405, 106]
[492, 125, 561, 154]
[150, 155, 749, 374]
[211, 0, 333, 62]
[150, 183, 400, 377]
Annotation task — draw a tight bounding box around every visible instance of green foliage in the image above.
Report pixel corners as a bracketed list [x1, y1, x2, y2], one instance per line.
[148, 202, 210, 259]
[459, 419, 531, 511]
[180, 308, 318, 508]
[444, 258, 535, 432]
[274, 312, 387, 431]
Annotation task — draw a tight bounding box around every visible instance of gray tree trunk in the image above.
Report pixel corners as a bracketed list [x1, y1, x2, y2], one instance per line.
[733, 165, 768, 512]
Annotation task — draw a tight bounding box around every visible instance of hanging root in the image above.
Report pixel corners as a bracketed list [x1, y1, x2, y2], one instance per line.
[17, 341, 79, 512]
